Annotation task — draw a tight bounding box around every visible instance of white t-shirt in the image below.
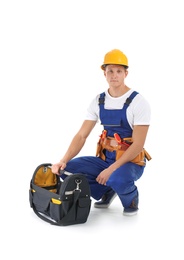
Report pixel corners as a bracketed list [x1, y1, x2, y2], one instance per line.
[85, 89, 151, 129]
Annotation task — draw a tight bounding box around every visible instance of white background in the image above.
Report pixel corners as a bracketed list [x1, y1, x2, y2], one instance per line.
[1, 0, 184, 259]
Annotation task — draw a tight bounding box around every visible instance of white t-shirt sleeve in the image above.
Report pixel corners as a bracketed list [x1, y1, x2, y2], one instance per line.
[128, 94, 151, 126]
[84, 95, 99, 121]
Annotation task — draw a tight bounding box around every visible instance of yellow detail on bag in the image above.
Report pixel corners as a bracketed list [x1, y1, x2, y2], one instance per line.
[51, 198, 62, 205]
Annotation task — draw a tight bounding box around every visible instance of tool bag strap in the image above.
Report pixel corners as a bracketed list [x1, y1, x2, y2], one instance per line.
[32, 189, 81, 226]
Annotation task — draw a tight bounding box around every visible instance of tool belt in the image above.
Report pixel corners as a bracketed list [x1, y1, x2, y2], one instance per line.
[96, 135, 152, 166]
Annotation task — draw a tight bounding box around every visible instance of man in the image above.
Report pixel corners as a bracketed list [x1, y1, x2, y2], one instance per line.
[51, 49, 151, 216]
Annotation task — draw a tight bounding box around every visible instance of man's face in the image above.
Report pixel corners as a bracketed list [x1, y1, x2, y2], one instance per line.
[104, 65, 128, 88]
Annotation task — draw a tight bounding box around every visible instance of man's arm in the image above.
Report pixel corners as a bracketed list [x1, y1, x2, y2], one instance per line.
[52, 120, 96, 173]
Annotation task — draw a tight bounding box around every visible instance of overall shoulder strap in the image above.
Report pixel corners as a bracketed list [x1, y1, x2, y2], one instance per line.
[124, 91, 139, 108]
[121, 91, 139, 131]
[98, 92, 105, 105]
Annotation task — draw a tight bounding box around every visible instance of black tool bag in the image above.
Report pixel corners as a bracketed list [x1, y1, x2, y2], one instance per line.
[29, 163, 91, 226]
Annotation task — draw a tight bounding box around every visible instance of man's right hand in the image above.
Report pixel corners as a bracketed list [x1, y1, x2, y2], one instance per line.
[51, 162, 66, 174]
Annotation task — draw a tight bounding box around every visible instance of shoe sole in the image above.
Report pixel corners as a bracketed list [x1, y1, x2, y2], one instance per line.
[94, 204, 110, 208]
[94, 194, 117, 208]
[123, 210, 138, 216]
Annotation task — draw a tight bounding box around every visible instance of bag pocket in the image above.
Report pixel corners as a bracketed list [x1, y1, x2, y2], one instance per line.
[76, 197, 91, 222]
[32, 191, 50, 215]
[49, 199, 64, 221]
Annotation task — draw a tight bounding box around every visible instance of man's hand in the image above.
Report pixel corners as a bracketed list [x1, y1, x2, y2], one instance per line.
[51, 162, 66, 175]
[96, 168, 113, 185]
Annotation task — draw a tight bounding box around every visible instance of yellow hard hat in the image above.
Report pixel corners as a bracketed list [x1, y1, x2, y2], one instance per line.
[101, 49, 128, 70]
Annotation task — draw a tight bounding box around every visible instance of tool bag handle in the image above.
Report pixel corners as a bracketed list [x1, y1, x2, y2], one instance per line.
[47, 166, 73, 176]
[59, 169, 73, 176]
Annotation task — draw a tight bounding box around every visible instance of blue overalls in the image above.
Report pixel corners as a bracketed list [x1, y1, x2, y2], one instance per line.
[63, 91, 145, 209]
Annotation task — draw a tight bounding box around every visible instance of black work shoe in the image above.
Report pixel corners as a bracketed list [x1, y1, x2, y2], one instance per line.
[94, 189, 117, 208]
[123, 196, 139, 216]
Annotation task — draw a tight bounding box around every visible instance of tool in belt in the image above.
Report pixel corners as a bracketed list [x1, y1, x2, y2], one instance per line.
[96, 130, 152, 166]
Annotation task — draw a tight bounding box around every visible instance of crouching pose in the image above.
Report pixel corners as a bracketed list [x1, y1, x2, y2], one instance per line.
[52, 49, 151, 216]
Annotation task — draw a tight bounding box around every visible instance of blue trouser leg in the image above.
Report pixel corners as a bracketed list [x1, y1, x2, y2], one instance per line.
[106, 162, 144, 208]
[64, 156, 113, 200]
[64, 156, 145, 208]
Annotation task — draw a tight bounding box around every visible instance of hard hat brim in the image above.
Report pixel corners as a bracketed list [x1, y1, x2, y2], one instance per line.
[101, 64, 129, 70]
